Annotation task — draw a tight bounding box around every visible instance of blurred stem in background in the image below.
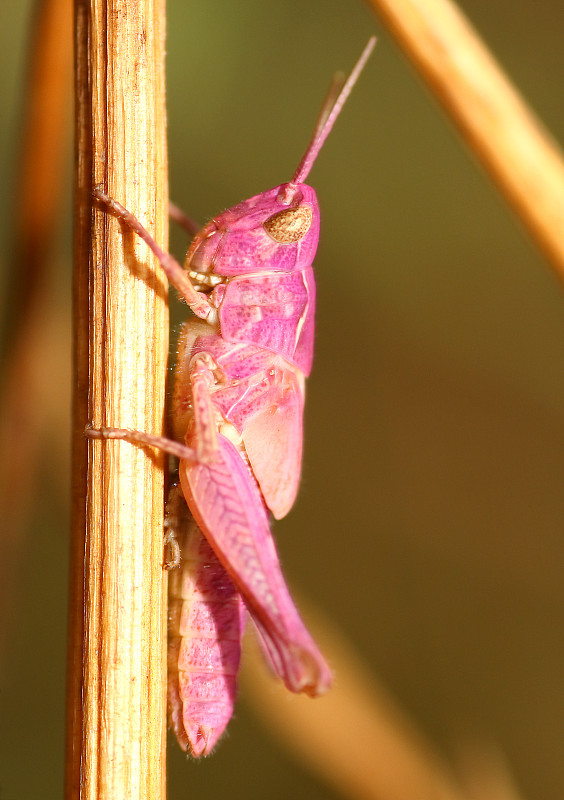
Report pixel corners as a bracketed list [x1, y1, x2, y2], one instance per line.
[242, 613, 524, 800]
[0, 0, 72, 656]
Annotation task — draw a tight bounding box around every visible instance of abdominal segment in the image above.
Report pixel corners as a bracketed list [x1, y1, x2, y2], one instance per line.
[167, 487, 246, 756]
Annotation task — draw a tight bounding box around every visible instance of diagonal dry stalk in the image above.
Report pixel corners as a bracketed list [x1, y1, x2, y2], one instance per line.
[67, 1, 168, 798]
[366, 0, 564, 278]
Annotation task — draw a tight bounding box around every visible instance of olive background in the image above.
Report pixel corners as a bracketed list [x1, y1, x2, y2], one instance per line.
[1, 1, 564, 799]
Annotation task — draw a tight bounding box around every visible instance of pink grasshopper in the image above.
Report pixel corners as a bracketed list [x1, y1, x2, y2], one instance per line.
[89, 38, 375, 755]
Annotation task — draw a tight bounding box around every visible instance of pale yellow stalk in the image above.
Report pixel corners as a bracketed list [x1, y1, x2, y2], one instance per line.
[68, 0, 168, 797]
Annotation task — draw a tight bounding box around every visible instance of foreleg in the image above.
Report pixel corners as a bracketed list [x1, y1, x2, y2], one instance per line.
[93, 189, 211, 320]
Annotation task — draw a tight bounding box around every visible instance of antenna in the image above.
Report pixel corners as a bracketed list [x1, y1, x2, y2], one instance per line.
[291, 36, 376, 186]
[310, 72, 347, 141]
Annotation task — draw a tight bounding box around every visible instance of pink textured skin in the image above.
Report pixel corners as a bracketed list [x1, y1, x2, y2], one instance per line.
[167, 487, 246, 756]
[214, 268, 315, 375]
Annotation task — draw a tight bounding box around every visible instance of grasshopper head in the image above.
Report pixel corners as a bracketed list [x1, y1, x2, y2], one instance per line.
[185, 182, 320, 277]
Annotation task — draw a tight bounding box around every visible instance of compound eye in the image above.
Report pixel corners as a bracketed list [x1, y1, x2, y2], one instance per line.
[263, 205, 313, 244]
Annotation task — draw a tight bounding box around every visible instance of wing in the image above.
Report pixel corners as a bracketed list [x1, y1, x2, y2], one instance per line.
[242, 371, 304, 520]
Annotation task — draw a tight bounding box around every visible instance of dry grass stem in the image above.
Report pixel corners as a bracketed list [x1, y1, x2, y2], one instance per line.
[366, 0, 564, 278]
[67, 0, 168, 797]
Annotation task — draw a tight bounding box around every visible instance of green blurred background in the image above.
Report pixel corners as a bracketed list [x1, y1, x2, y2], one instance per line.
[2, 1, 564, 798]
